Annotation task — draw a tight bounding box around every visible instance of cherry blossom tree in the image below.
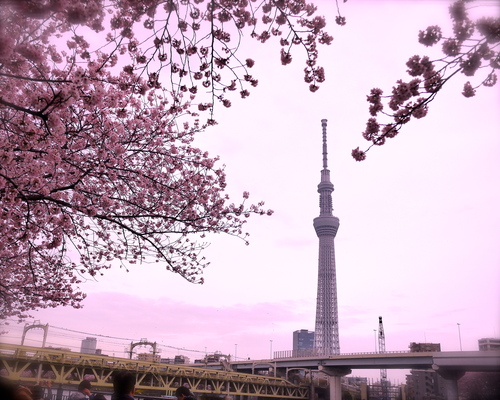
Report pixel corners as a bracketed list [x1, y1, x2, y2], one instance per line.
[352, 0, 499, 161]
[0, 0, 342, 320]
[458, 372, 500, 400]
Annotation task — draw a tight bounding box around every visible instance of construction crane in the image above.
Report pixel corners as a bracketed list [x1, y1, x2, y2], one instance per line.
[378, 316, 388, 400]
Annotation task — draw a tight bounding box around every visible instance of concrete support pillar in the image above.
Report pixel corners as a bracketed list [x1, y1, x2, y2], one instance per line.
[445, 379, 459, 400]
[327, 375, 342, 400]
[360, 382, 368, 400]
[434, 368, 465, 400]
[309, 382, 316, 400]
[318, 366, 351, 400]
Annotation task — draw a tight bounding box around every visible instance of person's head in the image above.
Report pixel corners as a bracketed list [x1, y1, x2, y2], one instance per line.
[0, 378, 17, 400]
[31, 385, 44, 400]
[0, 381, 37, 400]
[93, 394, 107, 400]
[113, 371, 135, 396]
[15, 385, 32, 400]
[78, 380, 92, 396]
[175, 386, 192, 400]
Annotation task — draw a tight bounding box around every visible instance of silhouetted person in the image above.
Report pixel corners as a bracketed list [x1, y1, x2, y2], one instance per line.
[0, 378, 18, 400]
[69, 380, 93, 400]
[31, 385, 45, 400]
[0, 380, 53, 400]
[175, 386, 195, 400]
[112, 371, 135, 400]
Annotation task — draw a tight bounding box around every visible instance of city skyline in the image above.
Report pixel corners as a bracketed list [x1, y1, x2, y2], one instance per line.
[1, 0, 499, 384]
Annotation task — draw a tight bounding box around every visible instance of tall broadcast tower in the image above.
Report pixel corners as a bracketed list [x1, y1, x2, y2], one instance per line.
[313, 119, 340, 356]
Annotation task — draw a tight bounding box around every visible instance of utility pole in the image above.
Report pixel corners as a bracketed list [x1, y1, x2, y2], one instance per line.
[457, 323, 462, 351]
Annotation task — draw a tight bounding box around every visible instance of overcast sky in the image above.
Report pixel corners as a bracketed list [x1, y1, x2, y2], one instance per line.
[2, 0, 499, 384]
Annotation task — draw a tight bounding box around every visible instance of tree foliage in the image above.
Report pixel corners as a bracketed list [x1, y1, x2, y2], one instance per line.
[0, 0, 341, 320]
[352, 0, 499, 161]
[458, 372, 500, 400]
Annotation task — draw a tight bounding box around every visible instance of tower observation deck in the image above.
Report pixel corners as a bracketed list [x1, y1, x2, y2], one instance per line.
[313, 119, 340, 356]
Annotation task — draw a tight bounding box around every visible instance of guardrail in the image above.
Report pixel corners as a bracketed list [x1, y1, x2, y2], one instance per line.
[273, 349, 412, 359]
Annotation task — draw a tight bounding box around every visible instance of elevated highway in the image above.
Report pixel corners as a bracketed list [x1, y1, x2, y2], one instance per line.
[228, 350, 500, 375]
[212, 350, 500, 400]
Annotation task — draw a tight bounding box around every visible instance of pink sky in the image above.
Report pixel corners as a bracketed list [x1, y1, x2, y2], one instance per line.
[2, 0, 499, 384]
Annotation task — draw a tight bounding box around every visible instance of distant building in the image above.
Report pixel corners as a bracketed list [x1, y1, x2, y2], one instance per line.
[478, 338, 500, 351]
[80, 337, 97, 354]
[405, 369, 446, 400]
[405, 343, 445, 399]
[409, 342, 441, 352]
[137, 352, 161, 363]
[345, 376, 368, 386]
[162, 356, 191, 364]
[341, 376, 368, 400]
[174, 355, 190, 364]
[197, 352, 231, 364]
[293, 329, 314, 352]
[367, 381, 402, 400]
[47, 346, 71, 352]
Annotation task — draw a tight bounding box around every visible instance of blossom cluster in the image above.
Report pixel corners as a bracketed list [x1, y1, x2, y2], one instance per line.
[258, 3, 336, 93]
[353, 0, 499, 161]
[102, 0, 338, 109]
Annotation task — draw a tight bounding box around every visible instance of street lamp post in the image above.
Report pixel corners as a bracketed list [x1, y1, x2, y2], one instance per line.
[270, 340, 273, 359]
[457, 323, 462, 351]
[235, 344, 237, 361]
[373, 329, 377, 353]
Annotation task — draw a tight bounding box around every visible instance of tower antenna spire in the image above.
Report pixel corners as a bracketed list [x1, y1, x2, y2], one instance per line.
[322, 119, 328, 170]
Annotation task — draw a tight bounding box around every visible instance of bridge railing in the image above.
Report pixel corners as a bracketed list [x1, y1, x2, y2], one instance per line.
[273, 350, 412, 359]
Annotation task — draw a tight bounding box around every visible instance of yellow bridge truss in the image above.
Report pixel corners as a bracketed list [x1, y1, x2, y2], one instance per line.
[0, 344, 309, 400]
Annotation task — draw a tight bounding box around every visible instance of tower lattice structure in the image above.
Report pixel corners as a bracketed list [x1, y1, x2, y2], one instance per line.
[313, 119, 340, 356]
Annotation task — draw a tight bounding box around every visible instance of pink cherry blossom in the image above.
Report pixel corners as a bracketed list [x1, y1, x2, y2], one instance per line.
[449, 1, 467, 23]
[462, 81, 476, 97]
[461, 53, 482, 76]
[281, 49, 293, 65]
[442, 39, 461, 56]
[418, 25, 443, 47]
[351, 147, 367, 162]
